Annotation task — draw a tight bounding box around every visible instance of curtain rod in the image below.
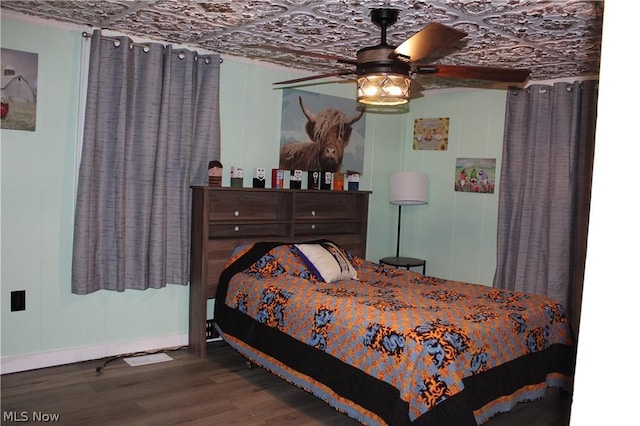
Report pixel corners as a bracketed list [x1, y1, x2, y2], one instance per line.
[81, 31, 223, 63]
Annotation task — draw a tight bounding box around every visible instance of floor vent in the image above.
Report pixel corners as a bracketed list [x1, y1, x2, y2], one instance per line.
[123, 353, 173, 367]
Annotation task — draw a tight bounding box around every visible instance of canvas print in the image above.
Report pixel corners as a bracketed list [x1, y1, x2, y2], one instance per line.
[280, 88, 366, 174]
[1, 48, 38, 131]
[413, 117, 449, 150]
[455, 158, 496, 193]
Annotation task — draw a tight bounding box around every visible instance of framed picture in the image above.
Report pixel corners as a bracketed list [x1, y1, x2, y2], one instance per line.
[455, 158, 496, 193]
[279, 88, 366, 174]
[413, 117, 449, 150]
[1, 48, 39, 131]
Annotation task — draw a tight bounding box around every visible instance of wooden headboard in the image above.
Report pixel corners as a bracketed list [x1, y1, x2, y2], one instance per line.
[188, 186, 371, 357]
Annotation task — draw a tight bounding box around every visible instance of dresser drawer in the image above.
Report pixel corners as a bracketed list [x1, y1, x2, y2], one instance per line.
[210, 222, 291, 238]
[209, 190, 291, 221]
[294, 221, 360, 236]
[294, 192, 359, 220]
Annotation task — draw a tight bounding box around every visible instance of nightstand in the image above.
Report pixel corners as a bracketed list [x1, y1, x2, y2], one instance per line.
[379, 256, 426, 275]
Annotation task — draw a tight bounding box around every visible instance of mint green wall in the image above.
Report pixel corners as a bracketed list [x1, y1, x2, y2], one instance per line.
[218, 63, 506, 285]
[1, 15, 506, 363]
[396, 90, 506, 285]
[1, 18, 192, 360]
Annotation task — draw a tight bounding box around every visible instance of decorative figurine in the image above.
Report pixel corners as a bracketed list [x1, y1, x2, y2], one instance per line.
[347, 171, 360, 191]
[230, 166, 244, 188]
[271, 169, 285, 188]
[308, 171, 321, 190]
[208, 160, 223, 187]
[253, 167, 266, 188]
[320, 171, 332, 190]
[289, 169, 303, 189]
[333, 172, 344, 191]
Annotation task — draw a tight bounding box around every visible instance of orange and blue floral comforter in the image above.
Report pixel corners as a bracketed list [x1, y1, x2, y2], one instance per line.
[214, 242, 575, 425]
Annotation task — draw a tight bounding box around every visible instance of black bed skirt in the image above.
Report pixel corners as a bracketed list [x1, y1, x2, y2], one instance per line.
[215, 242, 575, 426]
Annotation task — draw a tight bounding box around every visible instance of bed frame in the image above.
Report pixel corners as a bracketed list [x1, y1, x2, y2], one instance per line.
[190, 186, 575, 425]
[188, 186, 371, 357]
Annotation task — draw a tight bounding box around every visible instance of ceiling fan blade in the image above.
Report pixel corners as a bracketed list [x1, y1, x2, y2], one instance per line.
[274, 69, 356, 85]
[392, 22, 467, 63]
[414, 64, 530, 82]
[409, 77, 425, 99]
[247, 44, 357, 65]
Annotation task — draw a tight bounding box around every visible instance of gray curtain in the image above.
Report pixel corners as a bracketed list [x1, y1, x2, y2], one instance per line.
[494, 80, 598, 338]
[72, 30, 220, 294]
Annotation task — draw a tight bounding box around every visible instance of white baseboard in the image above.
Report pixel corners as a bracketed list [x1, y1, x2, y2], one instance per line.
[0, 333, 189, 374]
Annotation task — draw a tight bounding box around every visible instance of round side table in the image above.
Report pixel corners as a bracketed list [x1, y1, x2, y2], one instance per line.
[379, 256, 426, 275]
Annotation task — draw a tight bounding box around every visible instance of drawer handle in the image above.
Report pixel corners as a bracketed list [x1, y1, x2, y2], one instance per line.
[234, 226, 240, 232]
[234, 210, 240, 217]
[311, 224, 316, 230]
[311, 210, 316, 217]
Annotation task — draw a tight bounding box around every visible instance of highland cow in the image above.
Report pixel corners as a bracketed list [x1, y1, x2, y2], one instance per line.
[279, 96, 364, 172]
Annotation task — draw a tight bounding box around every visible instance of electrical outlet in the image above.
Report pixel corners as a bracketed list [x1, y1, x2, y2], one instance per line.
[11, 290, 26, 311]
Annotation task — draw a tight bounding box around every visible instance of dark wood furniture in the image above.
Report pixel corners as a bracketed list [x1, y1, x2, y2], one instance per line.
[379, 256, 426, 274]
[189, 186, 371, 357]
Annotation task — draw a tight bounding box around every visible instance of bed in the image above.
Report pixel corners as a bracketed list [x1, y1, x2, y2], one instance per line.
[213, 240, 575, 426]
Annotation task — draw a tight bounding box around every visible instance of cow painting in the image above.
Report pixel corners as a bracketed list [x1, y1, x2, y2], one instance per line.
[279, 96, 364, 173]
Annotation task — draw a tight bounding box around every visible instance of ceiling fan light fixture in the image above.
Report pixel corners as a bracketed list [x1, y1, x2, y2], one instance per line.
[356, 73, 411, 106]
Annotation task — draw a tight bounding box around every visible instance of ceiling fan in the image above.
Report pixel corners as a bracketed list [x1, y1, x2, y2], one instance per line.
[262, 8, 530, 106]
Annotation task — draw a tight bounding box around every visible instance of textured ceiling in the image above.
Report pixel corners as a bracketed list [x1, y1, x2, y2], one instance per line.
[1, 0, 604, 90]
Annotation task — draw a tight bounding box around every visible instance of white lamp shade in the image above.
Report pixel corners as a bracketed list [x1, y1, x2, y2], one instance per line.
[390, 172, 429, 205]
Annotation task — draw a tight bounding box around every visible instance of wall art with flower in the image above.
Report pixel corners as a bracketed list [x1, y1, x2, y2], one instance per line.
[454, 158, 496, 193]
[413, 117, 449, 150]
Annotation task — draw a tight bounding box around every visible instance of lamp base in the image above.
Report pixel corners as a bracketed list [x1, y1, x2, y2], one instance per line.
[395, 204, 402, 257]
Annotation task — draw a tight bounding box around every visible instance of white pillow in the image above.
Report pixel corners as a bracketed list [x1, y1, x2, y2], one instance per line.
[295, 242, 358, 283]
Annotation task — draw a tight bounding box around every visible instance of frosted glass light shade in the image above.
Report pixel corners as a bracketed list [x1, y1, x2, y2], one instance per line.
[390, 172, 429, 205]
[357, 73, 411, 106]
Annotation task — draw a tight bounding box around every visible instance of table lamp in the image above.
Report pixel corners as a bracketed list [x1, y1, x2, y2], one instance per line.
[389, 172, 429, 257]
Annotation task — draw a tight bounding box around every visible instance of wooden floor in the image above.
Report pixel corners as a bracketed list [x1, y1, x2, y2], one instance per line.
[1, 341, 572, 425]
